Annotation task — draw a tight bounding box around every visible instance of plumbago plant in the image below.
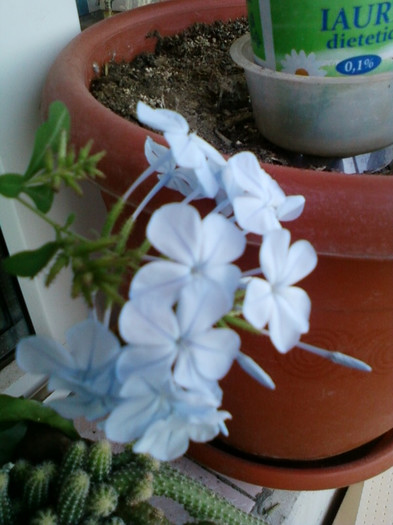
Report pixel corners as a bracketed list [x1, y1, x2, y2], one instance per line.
[0, 101, 371, 525]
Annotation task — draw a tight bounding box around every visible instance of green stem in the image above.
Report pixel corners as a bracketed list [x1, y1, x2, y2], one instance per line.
[154, 463, 266, 525]
[16, 196, 86, 243]
[222, 313, 261, 335]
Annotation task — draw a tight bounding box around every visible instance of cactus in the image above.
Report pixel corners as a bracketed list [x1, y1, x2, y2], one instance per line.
[0, 438, 266, 525]
[86, 483, 119, 517]
[9, 459, 32, 494]
[57, 469, 90, 525]
[30, 508, 59, 525]
[23, 461, 57, 511]
[154, 463, 264, 525]
[57, 440, 87, 488]
[87, 440, 112, 482]
[117, 501, 171, 525]
[102, 518, 126, 525]
[109, 465, 154, 505]
[0, 470, 14, 525]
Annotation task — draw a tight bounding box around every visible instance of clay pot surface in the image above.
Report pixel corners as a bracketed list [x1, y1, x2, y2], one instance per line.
[42, 0, 393, 485]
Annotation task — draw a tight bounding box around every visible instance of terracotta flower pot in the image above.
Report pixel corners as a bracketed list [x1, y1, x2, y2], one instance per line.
[42, 0, 393, 489]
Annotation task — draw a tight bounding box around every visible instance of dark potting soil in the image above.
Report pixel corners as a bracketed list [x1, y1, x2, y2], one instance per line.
[90, 17, 392, 174]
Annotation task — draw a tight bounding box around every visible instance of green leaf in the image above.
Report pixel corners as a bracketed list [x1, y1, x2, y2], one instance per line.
[2, 242, 59, 277]
[0, 174, 25, 198]
[0, 395, 80, 440]
[23, 185, 54, 213]
[24, 101, 70, 180]
[0, 423, 27, 464]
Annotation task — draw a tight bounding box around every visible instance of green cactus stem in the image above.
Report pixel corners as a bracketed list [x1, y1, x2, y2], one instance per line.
[154, 463, 264, 525]
[101, 518, 126, 525]
[8, 459, 32, 494]
[30, 507, 59, 525]
[0, 470, 14, 525]
[109, 464, 154, 505]
[58, 440, 87, 487]
[117, 500, 172, 525]
[23, 461, 57, 511]
[87, 440, 112, 482]
[86, 483, 119, 518]
[57, 469, 90, 525]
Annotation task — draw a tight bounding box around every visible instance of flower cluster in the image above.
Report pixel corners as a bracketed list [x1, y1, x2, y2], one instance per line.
[16, 103, 368, 462]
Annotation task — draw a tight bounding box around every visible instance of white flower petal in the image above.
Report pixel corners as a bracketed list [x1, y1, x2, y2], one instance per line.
[177, 279, 232, 334]
[130, 260, 190, 306]
[165, 132, 205, 168]
[243, 277, 273, 330]
[191, 134, 226, 166]
[202, 264, 242, 308]
[18, 321, 123, 421]
[116, 346, 174, 384]
[174, 331, 237, 392]
[227, 152, 267, 197]
[105, 377, 171, 443]
[233, 196, 281, 234]
[222, 163, 244, 202]
[282, 240, 318, 286]
[49, 395, 112, 422]
[201, 213, 246, 264]
[187, 329, 240, 380]
[66, 319, 120, 369]
[17, 336, 74, 375]
[194, 160, 220, 198]
[137, 101, 189, 133]
[133, 416, 190, 461]
[173, 351, 207, 392]
[119, 299, 179, 345]
[147, 203, 202, 264]
[144, 137, 173, 172]
[160, 168, 201, 197]
[276, 195, 305, 222]
[269, 287, 312, 352]
[187, 409, 231, 443]
[259, 229, 291, 283]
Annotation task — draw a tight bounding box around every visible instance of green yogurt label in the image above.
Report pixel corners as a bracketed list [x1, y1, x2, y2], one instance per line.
[247, 0, 393, 76]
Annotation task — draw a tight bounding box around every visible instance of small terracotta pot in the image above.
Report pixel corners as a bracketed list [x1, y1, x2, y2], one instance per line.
[42, 0, 393, 487]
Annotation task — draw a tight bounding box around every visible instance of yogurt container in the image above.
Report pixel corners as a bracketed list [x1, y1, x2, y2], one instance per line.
[246, 0, 393, 76]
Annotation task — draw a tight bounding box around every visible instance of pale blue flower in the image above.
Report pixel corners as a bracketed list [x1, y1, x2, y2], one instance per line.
[144, 137, 204, 199]
[16, 319, 122, 420]
[223, 152, 305, 234]
[105, 371, 230, 461]
[131, 203, 246, 309]
[243, 229, 317, 352]
[132, 403, 231, 461]
[137, 102, 226, 197]
[105, 375, 173, 444]
[119, 280, 240, 395]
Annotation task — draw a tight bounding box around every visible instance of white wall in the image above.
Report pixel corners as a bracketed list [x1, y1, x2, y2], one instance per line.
[0, 1, 107, 392]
